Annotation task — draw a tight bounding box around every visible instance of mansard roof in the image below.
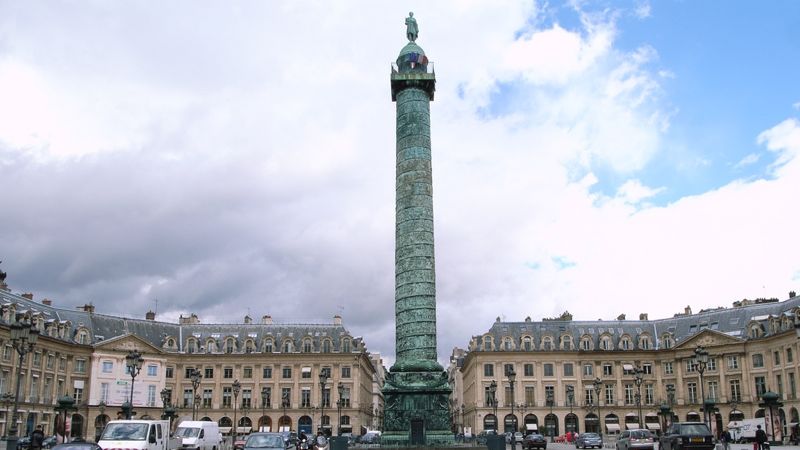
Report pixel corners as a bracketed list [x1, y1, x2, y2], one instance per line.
[0, 289, 365, 354]
[472, 295, 800, 352]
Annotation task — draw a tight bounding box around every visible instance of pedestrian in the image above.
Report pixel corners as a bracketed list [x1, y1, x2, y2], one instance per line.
[30, 425, 45, 450]
[721, 428, 732, 450]
[755, 424, 768, 450]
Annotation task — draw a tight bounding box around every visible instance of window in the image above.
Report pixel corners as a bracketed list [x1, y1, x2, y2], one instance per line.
[283, 341, 293, 353]
[73, 387, 83, 403]
[147, 385, 156, 406]
[203, 389, 212, 408]
[59, 357, 66, 371]
[303, 340, 313, 353]
[788, 348, 794, 363]
[301, 368, 312, 379]
[729, 379, 741, 402]
[563, 363, 574, 377]
[790, 373, 796, 400]
[600, 336, 612, 350]
[75, 359, 86, 373]
[524, 386, 535, 406]
[264, 340, 274, 353]
[263, 367, 272, 379]
[224, 368, 233, 379]
[753, 354, 764, 368]
[603, 364, 613, 376]
[524, 364, 534, 377]
[583, 364, 593, 376]
[340, 387, 351, 407]
[727, 355, 739, 370]
[581, 337, 592, 351]
[46, 354, 54, 369]
[282, 367, 292, 379]
[605, 384, 614, 404]
[774, 351, 781, 366]
[100, 382, 109, 403]
[281, 388, 291, 407]
[687, 382, 697, 403]
[184, 388, 193, 407]
[243, 367, 253, 379]
[484, 364, 494, 377]
[708, 381, 718, 401]
[522, 337, 533, 351]
[708, 357, 717, 371]
[755, 376, 767, 398]
[321, 367, 331, 378]
[342, 339, 351, 352]
[204, 367, 213, 378]
[504, 364, 515, 376]
[341, 366, 351, 378]
[645, 384, 654, 404]
[484, 386, 494, 406]
[545, 385, 555, 405]
[102, 361, 113, 373]
[301, 388, 311, 407]
[185, 368, 195, 378]
[223, 387, 232, 407]
[642, 364, 653, 375]
[166, 367, 174, 378]
[776, 374, 784, 398]
[322, 388, 331, 408]
[664, 362, 673, 375]
[624, 384, 634, 404]
[322, 340, 331, 353]
[544, 364, 554, 377]
[686, 360, 697, 373]
[226, 338, 236, 354]
[147, 365, 158, 377]
[242, 389, 252, 408]
[262, 387, 271, 408]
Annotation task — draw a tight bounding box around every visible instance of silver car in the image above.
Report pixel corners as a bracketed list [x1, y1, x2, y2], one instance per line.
[616, 429, 654, 450]
[576, 432, 603, 449]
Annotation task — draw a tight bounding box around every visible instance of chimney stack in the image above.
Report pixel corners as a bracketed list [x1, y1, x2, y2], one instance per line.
[244, 315, 252, 324]
[639, 313, 649, 321]
[262, 315, 273, 325]
[22, 293, 33, 300]
[145, 310, 156, 320]
[42, 299, 52, 306]
[82, 304, 95, 313]
[333, 315, 342, 326]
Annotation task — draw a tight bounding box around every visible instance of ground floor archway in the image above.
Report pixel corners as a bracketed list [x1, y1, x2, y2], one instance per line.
[565, 413, 579, 433]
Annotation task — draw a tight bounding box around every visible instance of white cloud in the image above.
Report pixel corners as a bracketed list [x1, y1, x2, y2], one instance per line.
[733, 152, 761, 169]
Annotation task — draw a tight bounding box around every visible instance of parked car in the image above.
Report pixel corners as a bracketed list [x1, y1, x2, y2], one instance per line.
[617, 429, 655, 450]
[50, 443, 102, 450]
[244, 433, 286, 450]
[44, 435, 59, 448]
[522, 433, 547, 450]
[515, 432, 524, 442]
[659, 422, 714, 450]
[476, 430, 498, 445]
[360, 432, 381, 445]
[576, 432, 603, 449]
[17, 437, 32, 449]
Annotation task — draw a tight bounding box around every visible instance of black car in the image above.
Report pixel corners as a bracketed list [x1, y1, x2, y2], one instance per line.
[659, 422, 714, 450]
[523, 433, 547, 450]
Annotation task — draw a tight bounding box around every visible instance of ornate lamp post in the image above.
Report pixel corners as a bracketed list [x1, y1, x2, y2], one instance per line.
[318, 372, 329, 435]
[694, 346, 710, 427]
[189, 368, 202, 420]
[161, 388, 176, 425]
[633, 367, 644, 428]
[593, 377, 603, 441]
[337, 382, 344, 436]
[125, 350, 144, 420]
[261, 387, 269, 432]
[566, 385, 575, 433]
[508, 368, 517, 450]
[232, 380, 241, 443]
[488, 380, 498, 431]
[282, 391, 289, 431]
[54, 395, 76, 443]
[8, 316, 39, 450]
[546, 389, 555, 442]
[666, 384, 676, 426]
[759, 391, 782, 444]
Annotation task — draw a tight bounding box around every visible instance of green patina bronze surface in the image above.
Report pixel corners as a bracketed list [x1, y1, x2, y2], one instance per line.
[382, 14, 453, 446]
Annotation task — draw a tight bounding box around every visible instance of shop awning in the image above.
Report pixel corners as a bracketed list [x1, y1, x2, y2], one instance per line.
[219, 427, 232, 434]
[526, 424, 538, 431]
[626, 423, 640, 430]
[646, 423, 661, 430]
[235, 427, 251, 433]
[606, 424, 620, 432]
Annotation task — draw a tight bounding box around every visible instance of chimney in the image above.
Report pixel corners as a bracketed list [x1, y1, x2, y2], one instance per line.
[333, 315, 342, 326]
[145, 310, 156, 321]
[179, 313, 200, 325]
[262, 315, 273, 325]
[684, 305, 692, 315]
[82, 303, 95, 313]
[42, 299, 52, 306]
[244, 315, 252, 324]
[639, 313, 649, 321]
[22, 293, 33, 300]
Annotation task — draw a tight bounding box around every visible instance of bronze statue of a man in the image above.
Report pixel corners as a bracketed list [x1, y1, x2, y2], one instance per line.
[405, 12, 418, 42]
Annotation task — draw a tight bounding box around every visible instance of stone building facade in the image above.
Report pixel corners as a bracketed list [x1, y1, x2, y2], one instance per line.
[457, 295, 800, 441]
[0, 284, 382, 441]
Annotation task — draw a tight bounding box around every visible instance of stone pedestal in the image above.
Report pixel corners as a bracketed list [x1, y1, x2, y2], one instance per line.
[382, 372, 454, 446]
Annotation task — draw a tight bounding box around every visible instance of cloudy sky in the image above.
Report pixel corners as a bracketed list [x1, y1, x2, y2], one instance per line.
[1, 1, 799, 366]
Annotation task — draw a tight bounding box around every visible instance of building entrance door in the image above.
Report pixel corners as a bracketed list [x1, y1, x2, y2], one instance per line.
[410, 419, 424, 445]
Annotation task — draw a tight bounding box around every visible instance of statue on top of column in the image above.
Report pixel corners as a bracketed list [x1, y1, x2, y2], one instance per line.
[405, 12, 418, 42]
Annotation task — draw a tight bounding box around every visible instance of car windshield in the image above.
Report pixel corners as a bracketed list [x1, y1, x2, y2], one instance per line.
[175, 428, 200, 438]
[246, 435, 284, 448]
[100, 423, 149, 440]
[680, 424, 710, 435]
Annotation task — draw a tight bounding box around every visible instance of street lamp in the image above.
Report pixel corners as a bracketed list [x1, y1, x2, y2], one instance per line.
[508, 368, 517, 450]
[319, 371, 329, 434]
[633, 367, 644, 429]
[161, 388, 176, 425]
[666, 384, 676, 426]
[337, 382, 345, 436]
[54, 395, 76, 443]
[2, 392, 14, 438]
[488, 380, 498, 431]
[125, 350, 144, 419]
[759, 391, 782, 444]
[261, 387, 269, 432]
[546, 389, 554, 442]
[8, 316, 39, 450]
[694, 346, 710, 427]
[566, 385, 575, 433]
[232, 380, 241, 443]
[189, 368, 202, 420]
[593, 378, 603, 440]
[282, 391, 289, 431]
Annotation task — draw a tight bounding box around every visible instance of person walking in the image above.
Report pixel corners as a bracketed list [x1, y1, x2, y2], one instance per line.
[755, 424, 768, 450]
[30, 425, 45, 450]
[721, 428, 732, 450]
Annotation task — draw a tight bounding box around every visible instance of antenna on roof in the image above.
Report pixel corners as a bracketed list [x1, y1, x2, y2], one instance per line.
[153, 298, 158, 315]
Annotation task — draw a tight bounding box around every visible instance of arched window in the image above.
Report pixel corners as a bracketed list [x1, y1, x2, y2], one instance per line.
[542, 336, 554, 351]
[225, 338, 237, 354]
[580, 335, 593, 351]
[283, 340, 294, 353]
[303, 339, 313, 353]
[483, 336, 493, 351]
[503, 337, 514, 351]
[342, 339, 351, 353]
[206, 339, 217, 353]
[262, 339, 274, 353]
[620, 336, 632, 350]
[322, 340, 332, 353]
[560, 335, 573, 350]
[521, 336, 533, 351]
[661, 334, 673, 349]
[187, 339, 198, 354]
[600, 336, 613, 350]
[245, 340, 255, 353]
[639, 335, 652, 350]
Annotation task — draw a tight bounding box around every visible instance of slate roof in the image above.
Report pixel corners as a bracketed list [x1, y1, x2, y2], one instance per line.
[0, 289, 365, 353]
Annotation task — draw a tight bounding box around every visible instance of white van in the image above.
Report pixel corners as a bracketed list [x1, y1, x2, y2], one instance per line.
[98, 420, 170, 450]
[175, 421, 221, 450]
